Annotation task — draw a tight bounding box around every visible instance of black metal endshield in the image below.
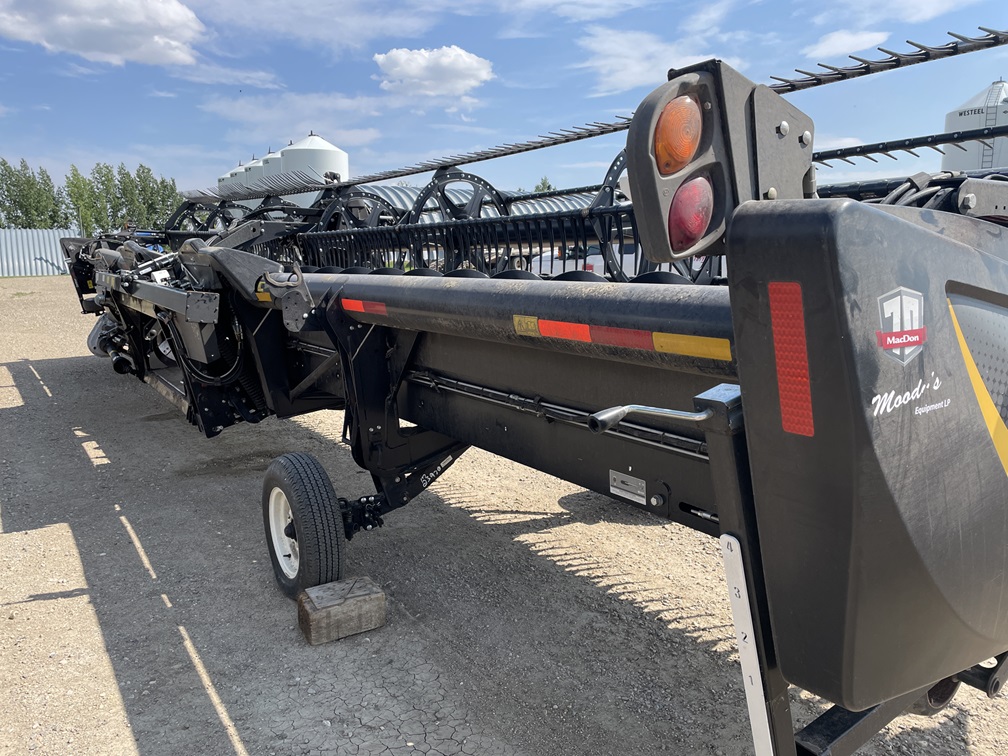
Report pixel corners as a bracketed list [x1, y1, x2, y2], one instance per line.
[728, 198, 1008, 710]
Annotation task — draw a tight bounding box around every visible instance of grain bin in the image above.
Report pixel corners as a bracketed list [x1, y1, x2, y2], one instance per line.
[280, 133, 349, 183]
[941, 80, 1008, 172]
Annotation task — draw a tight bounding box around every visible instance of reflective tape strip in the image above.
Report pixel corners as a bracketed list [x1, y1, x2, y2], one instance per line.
[538, 319, 591, 342]
[342, 298, 387, 315]
[514, 313, 732, 361]
[652, 332, 732, 361]
[768, 281, 814, 437]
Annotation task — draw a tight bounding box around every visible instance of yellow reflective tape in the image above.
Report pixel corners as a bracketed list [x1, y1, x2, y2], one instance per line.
[948, 299, 1008, 477]
[652, 332, 733, 361]
[513, 314, 540, 337]
[255, 291, 272, 302]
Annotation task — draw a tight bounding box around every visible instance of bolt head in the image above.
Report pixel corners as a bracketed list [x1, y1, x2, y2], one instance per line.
[800, 130, 812, 146]
[777, 120, 790, 137]
[764, 187, 778, 200]
[960, 192, 978, 211]
[649, 494, 665, 507]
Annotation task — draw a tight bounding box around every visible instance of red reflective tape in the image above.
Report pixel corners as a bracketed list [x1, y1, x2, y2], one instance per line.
[768, 281, 814, 437]
[589, 325, 655, 350]
[342, 298, 387, 315]
[538, 319, 592, 342]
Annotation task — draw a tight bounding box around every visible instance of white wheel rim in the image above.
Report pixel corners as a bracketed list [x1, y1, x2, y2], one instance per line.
[268, 487, 299, 579]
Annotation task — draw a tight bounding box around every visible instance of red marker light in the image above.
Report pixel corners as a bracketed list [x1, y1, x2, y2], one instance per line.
[668, 176, 714, 252]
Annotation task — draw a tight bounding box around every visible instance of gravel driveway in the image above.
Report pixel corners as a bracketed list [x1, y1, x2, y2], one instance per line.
[1, 275, 1006, 755]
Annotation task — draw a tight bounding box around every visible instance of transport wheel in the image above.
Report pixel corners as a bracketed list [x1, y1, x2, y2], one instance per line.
[909, 676, 961, 716]
[262, 453, 345, 599]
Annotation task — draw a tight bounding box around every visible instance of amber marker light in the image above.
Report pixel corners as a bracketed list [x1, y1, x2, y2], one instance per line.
[654, 95, 702, 176]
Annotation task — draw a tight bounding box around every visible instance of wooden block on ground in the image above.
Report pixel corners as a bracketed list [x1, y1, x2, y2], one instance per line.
[298, 576, 386, 646]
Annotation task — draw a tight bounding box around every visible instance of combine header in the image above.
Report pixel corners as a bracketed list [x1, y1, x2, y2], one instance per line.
[63, 27, 1008, 756]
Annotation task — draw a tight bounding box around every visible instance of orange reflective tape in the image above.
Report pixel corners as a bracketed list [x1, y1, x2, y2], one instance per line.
[342, 298, 365, 312]
[342, 298, 387, 315]
[538, 319, 592, 342]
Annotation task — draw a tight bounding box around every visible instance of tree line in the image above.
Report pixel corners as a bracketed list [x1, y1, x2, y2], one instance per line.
[0, 158, 182, 237]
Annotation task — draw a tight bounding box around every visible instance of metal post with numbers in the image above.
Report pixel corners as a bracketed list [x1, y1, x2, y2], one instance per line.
[694, 384, 934, 756]
[694, 384, 798, 756]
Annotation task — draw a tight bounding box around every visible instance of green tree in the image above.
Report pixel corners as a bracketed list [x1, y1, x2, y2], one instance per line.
[116, 163, 142, 227]
[65, 164, 99, 236]
[89, 162, 119, 233]
[533, 176, 555, 193]
[0, 158, 71, 228]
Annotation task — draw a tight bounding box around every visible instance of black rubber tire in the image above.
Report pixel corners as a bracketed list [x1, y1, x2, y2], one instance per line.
[262, 453, 345, 599]
[909, 676, 961, 716]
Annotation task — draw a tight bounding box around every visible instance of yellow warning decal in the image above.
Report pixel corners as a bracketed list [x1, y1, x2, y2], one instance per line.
[949, 299, 1008, 477]
[513, 314, 540, 337]
[254, 279, 271, 302]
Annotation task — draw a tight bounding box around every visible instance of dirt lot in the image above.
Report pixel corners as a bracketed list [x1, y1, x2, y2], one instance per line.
[1, 275, 1006, 756]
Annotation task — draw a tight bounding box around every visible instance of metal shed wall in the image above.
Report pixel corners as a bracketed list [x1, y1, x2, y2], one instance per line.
[0, 228, 74, 277]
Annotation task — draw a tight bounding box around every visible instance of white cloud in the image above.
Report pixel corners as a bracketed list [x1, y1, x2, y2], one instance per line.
[374, 46, 494, 98]
[812, 0, 981, 26]
[171, 62, 281, 90]
[503, 0, 654, 22]
[200, 91, 384, 147]
[185, 0, 432, 53]
[802, 30, 889, 60]
[0, 0, 204, 65]
[575, 26, 743, 96]
[148, 90, 177, 98]
[0, 103, 8, 117]
[681, 0, 735, 36]
[58, 62, 103, 78]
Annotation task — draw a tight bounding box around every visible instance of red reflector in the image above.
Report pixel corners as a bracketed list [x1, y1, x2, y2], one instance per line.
[668, 176, 713, 252]
[589, 325, 655, 350]
[342, 298, 387, 315]
[538, 319, 592, 342]
[768, 282, 814, 437]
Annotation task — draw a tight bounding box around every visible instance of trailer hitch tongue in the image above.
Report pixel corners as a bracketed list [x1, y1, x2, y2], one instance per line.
[958, 652, 1008, 698]
[588, 404, 714, 433]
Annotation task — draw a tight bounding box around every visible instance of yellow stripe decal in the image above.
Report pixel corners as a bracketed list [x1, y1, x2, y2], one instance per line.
[948, 299, 1008, 477]
[652, 332, 733, 362]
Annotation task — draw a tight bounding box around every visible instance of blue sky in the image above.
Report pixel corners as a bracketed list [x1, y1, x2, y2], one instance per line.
[0, 0, 1006, 195]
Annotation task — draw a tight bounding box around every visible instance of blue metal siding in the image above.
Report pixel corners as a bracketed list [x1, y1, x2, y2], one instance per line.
[0, 229, 74, 277]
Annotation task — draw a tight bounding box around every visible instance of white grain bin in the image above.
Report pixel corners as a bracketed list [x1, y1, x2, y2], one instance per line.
[941, 80, 1008, 172]
[242, 156, 265, 187]
[225, 162, 245, 187]
[261, 147, 283, 178]
[280, 133, 349, 183]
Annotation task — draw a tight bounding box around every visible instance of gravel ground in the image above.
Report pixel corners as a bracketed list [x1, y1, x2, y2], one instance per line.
[1, 275, 1007, 755]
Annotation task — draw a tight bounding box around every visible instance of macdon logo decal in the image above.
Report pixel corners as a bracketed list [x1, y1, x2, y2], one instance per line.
[871, 373, 945, 418]
[876, 286, 927, 365]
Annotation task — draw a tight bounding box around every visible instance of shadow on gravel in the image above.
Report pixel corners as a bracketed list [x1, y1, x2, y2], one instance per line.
[0, 354, 979, 756]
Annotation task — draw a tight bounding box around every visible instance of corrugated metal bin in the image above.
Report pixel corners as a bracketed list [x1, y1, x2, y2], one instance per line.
[0, 228, 75, 277]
